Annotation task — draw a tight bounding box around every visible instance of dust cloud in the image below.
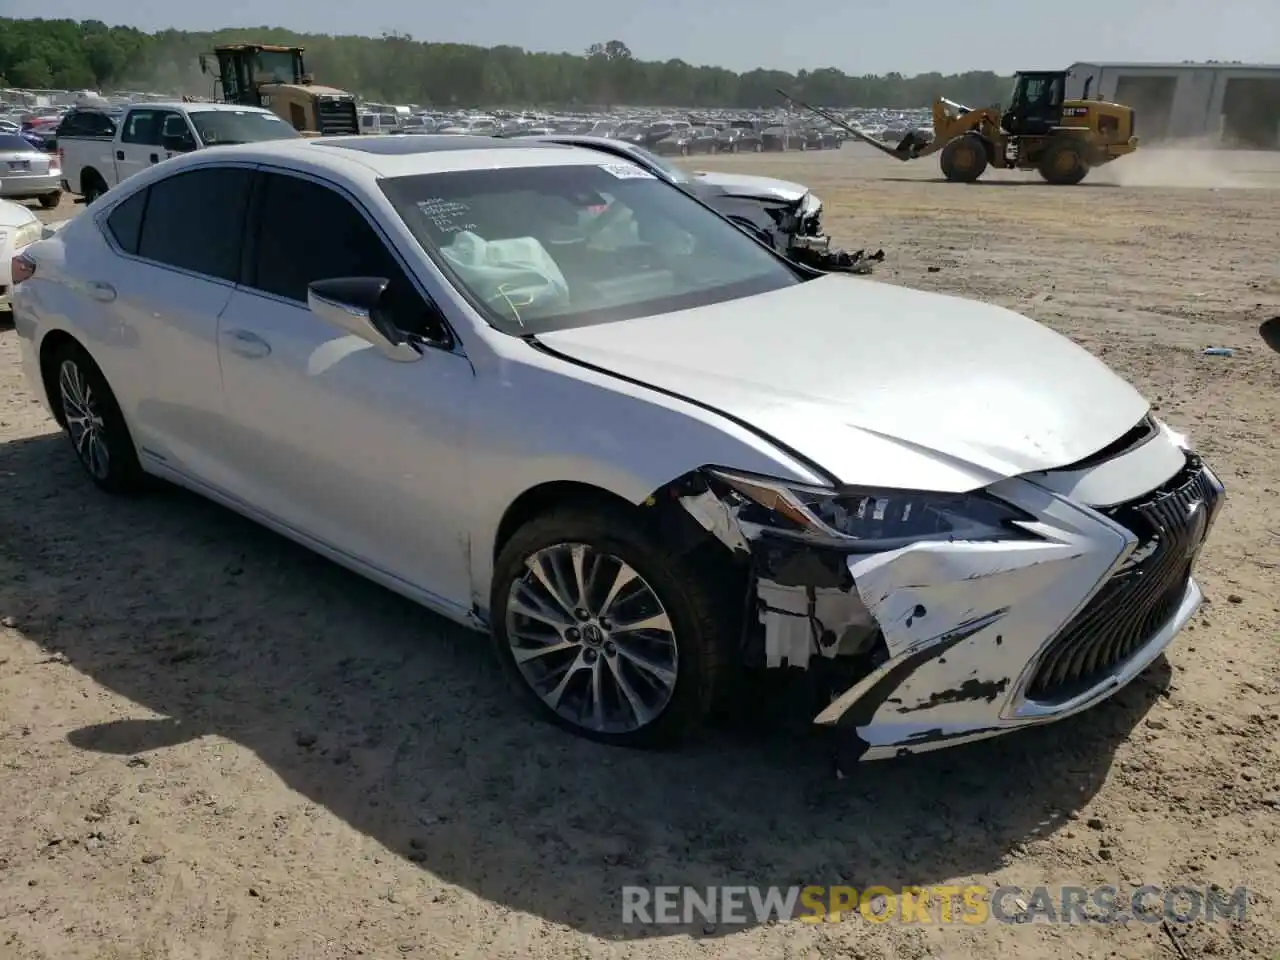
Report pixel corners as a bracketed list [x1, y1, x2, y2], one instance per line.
[1098, 143, 1264, 189]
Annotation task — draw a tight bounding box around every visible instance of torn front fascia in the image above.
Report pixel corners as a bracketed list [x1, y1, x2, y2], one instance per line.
[667, 471, 884, 674]
[714, 195, 884, 276]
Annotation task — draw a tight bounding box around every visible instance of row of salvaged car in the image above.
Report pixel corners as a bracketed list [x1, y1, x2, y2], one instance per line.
[508, 120, 845, 155]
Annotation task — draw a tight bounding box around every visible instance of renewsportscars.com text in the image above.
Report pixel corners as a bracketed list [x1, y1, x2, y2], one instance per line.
[621, 884, 1248, 926]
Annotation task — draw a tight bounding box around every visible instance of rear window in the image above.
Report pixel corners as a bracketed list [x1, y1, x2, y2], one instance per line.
[186, 110, 301, 145]
[57, 110, 117, 138]
[0, 134, 39, 152]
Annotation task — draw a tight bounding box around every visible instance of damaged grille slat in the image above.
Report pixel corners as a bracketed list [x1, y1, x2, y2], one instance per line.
[1025, 457, 1219, 705]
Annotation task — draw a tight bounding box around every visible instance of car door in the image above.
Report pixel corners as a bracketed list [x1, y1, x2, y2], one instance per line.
[116, 109, 162, 182]
[216, 168, 476, 610]
[91, 165, 254, 486]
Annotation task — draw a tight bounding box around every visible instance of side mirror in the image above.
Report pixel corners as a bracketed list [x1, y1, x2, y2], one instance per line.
[307, 277, 423, 362]
[162, 133, 196, 153]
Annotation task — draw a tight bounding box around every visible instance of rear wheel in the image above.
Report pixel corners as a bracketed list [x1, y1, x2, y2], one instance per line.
[39, 191, 62, 209]
[80, 171, 107, 204]
[940, 134, 989, 182]
[490, 505, 733, 747]
[48, 341, 146, 495]
[1038, 138, 1090, 185]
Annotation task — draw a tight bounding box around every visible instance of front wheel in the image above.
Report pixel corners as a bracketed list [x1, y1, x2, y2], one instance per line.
[49, 342, 147, 495]
[1038, 139, 1090, 185]
[939, 134, 989, 182]
[490, 505, 733, 746]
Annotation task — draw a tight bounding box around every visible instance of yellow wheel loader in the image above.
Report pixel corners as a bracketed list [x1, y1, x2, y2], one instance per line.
[779, 71, 1139, 185]
[199, 44, 360, 137]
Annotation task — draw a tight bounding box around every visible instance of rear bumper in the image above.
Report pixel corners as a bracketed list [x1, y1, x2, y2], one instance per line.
[0, 174, 61, 197]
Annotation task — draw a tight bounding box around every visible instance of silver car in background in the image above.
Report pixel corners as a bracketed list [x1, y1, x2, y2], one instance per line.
[10, 135, 1224, 761]
[0, 133, 63, 209]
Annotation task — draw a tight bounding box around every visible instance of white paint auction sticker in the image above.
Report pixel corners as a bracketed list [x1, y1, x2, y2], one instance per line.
[599, 163, 656, 179]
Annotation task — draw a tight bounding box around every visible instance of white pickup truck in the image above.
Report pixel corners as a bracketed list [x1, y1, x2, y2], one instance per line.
[58, 102, 301, 203]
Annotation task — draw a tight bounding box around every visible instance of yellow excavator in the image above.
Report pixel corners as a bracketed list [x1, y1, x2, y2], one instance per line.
[779, 70, 1139, 185]
[199, 43, 360, 137]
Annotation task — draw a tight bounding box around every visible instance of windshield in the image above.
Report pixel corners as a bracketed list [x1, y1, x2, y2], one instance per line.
[620, 143, 690, 183]
[380, 162, 800, 336]
[188, 110, 301, 145]
[254, 50, 299, 84]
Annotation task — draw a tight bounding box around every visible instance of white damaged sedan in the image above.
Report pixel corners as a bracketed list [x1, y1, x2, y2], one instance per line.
[10, 136, 1224, 759]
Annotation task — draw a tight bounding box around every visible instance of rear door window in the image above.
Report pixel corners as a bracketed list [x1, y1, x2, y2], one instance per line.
[135, 167, 253, 281]
[105, 188, 148, 254]
[121, 110, 164, 146]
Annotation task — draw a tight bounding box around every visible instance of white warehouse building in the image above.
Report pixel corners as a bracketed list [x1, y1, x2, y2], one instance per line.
[1065, 62, 1280, 147]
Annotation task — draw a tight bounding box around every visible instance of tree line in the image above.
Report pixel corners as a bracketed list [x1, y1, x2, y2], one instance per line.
[0, 18, 1016, 109]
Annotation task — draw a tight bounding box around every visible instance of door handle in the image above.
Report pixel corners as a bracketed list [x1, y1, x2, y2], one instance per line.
[87, 281, 116, 302]
[149, 153, 160, 164]
[221, 328, 271, 358]
[115, 150, 124, 161]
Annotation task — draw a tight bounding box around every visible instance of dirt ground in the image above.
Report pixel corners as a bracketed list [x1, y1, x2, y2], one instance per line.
[2, 144, 1278, 960]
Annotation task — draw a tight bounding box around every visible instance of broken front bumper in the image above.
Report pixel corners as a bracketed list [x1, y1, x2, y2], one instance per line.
[826, 458, 1222, 759]
[683, 443, 1224, 761]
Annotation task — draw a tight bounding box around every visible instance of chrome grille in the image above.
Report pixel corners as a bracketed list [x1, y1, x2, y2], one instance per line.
[1025, 457, 1220, 704]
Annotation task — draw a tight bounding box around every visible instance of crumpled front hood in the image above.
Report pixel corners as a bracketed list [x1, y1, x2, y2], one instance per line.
[536, 276, 1149, 490]
[693, 171, 809, 204]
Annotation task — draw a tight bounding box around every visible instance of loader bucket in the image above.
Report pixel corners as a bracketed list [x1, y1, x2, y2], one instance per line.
[894, 130, 930, 157]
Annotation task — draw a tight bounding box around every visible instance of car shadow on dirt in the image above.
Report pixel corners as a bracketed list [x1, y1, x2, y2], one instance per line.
[0, 431, 1172, 940]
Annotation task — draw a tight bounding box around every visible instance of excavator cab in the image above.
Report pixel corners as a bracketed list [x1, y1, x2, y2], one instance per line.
[200, 43, 359, 136]
[207, 44, 308, 108]
[1002, 71, 1067, 136]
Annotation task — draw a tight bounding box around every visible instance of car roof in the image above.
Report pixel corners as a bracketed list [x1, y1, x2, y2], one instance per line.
[155, 135, 618, 181]
[122, 102, 276, 114]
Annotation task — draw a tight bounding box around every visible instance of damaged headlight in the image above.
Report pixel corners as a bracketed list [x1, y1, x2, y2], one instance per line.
[708, 469, 1035, 551]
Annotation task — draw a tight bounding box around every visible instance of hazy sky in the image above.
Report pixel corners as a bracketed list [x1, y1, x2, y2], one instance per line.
[29, 0, 1278, 75]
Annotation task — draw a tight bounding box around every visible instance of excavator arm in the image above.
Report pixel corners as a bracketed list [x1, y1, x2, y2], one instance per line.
[775, 88, 915, 160]
[776, 88, 1004, 162]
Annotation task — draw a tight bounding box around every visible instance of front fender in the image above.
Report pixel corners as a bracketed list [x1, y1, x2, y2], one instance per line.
[464, 344, 828, 614]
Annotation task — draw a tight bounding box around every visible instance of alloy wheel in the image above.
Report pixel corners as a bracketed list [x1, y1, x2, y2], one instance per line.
[505, 542, 679, 734]
[58, 359, 110, 479]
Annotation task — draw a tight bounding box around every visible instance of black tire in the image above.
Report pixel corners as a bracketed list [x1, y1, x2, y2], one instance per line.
[729, 142, 739, 154]
[47, 341, 147, 495]
[939, 134, 989, 183]
[80, 171, 107, 204]
[753, 142, 762, 153]
[39, 191, 62, 209]
[1038, 138, 1090, 185]
[490, 503, 734, 747]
